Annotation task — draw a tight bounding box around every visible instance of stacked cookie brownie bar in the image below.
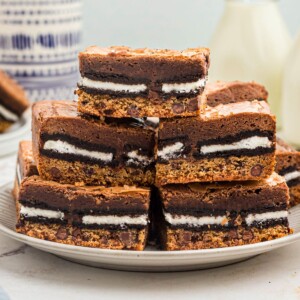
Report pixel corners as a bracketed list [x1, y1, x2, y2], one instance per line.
[76, 46, 210, 118]
[14, 45, 292, 251]
[15, 46, 210, 250]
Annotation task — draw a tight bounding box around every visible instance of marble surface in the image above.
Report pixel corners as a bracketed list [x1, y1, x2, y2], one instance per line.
[1, 153, 300, 300]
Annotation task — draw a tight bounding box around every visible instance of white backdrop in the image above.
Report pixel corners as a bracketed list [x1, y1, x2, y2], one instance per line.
[83, 0, 300, 49]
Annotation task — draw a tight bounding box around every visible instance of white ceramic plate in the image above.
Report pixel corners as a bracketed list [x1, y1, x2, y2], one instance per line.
[1, 182, 300, 272]
[0, 110, 31, 157]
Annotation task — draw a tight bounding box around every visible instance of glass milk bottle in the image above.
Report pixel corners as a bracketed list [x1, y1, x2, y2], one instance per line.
[282, 32, 300, 147]
[209, 0, 291, 128]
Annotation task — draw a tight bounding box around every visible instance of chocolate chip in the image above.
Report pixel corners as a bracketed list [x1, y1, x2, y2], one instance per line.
[100, 236, 108, 245]
[182, 232, 191, 244]
[103, 109, 115, 115]
[50, 167, 61, 180]
[56, 227, 68, 240]
[242, 230, 253, 241]
[83, 166, 94, 176]
[172, 103, 184, 114]
[127, 105, 139, 117]
[72, 228, 81, 239]
[120, 232, 131, 246]
[251, 164, 263, 177]
[82, 232, 90, 241]
[228, 230, 238, 240]
[95, 100, 106, 109]
[187, 99, 198, 112]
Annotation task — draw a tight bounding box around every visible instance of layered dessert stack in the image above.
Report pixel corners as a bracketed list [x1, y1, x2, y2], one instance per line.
[13, 45, 292, 251]
[156, 81, 291, 250]
[14, 46, 211, 250]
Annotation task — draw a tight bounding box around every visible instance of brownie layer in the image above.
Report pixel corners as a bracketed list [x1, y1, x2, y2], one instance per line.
[158, 113, 275, 159]
[16, 222, 148, 250]
[203, 81, 268, 107]
[20, 176, 150, 213]
[158, 173, 289, 231]
[159, 173, 288, 212]
[79, 46, 210, 84]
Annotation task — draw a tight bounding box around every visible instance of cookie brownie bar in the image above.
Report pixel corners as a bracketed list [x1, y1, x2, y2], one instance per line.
[0, 70, 30, 132]
[156, 81, 276, 185]
[32, 100, 156, 186]
[16, 176, 150, 250]
[14, 142, 150, 250]
[13, 140, 38, 200]
[76, 46, 210, 118]
[276, 138, 300, 207]
[157, 173, 291, 250]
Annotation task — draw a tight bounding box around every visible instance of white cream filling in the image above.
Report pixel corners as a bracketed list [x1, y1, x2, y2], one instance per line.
[164, 211, 228, 227]
[200, 136, 272, 155]
[126, 150, 152, 166]
[20, 205, 64, 220]
[283, 170, 300, 183]
[82, 214, 148, 226]
[245, 210, 288, 226]
[80, 77, 147, 93]
[162, 78, 206, 93]
[0, 103, 19, 122]
[43, 140, 113, 162]
[145, 117, 159, 125]
[158, 142, 184, 160]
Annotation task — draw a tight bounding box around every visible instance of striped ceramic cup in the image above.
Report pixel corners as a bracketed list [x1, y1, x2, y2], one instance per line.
[0, 0, 82, 101]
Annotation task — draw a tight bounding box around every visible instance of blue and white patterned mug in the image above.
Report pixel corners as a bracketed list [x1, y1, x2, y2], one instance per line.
[0, 0, 82, 101]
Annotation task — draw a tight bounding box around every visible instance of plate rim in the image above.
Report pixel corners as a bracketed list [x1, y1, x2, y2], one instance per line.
[1, 181, 300, 259]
